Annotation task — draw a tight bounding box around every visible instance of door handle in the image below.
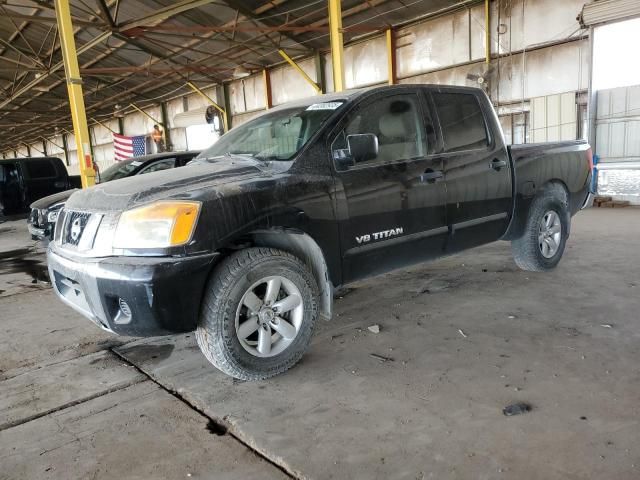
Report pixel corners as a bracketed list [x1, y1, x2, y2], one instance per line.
[490, 159, 508, 171]
[420, 170, 444, 183]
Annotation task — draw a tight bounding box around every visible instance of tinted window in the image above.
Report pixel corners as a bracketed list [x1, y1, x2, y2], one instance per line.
[433, 93, 488, 152]
[333, 94, 428, 167]
[24, 159, 56, 179]
[176, 154, 197, 166]
[138, 158, 175, 174]
[100, 159, 139, 182]
[0, 163, 18, 183]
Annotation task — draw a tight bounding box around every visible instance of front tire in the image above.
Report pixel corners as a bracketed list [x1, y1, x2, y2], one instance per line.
[196, 247, 319, 381]
[511, 183, 570, 272]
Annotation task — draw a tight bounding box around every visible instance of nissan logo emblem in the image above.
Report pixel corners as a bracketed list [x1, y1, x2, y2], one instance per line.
[70, 218, 83, 242]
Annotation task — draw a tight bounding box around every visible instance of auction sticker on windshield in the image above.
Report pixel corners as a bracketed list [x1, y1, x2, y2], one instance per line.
[306, 102, 342, 111]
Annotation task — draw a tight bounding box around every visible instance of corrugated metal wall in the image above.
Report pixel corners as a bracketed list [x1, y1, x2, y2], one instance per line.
[530, 92, 578, 142]
[595, 85, 640, 164]
[594, 84, 640, 204]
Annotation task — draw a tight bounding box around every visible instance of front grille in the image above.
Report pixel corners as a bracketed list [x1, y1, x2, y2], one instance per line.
[63, 211, 91, 246]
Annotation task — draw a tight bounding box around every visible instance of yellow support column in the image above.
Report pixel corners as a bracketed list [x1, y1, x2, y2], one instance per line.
[263, 69, 273, 109]
[54, 0, 95, 188]
[386, 28, 396, 85]
[485, 0, 491, 64]
[328, 0, 345, 92]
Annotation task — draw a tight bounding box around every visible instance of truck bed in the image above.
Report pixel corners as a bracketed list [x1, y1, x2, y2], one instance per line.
[505, 140, 592, 239]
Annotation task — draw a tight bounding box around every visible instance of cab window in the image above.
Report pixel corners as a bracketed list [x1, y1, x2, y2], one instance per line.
[433, 92, 489, 152]
[24, 159, 57, 179]
[332, 94, 431, 168]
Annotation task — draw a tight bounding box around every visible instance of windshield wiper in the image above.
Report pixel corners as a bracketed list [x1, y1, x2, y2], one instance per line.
[254, 154, 283, 162]
[225, 152, 274, 164]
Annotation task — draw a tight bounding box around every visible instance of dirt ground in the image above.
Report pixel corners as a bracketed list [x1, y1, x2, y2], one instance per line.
[1, 208, 639, 479]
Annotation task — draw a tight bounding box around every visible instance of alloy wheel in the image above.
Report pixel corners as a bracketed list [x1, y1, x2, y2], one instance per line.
[538, 210, 562, 258]
[235, 276, 304, 357]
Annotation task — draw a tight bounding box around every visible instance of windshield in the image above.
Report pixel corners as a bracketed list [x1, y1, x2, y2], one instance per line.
[198, 101, 345, 161]
[99, 159, 141, 183]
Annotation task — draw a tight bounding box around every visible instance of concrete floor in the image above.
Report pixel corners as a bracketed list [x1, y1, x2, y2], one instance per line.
[1, 208, 639, 479]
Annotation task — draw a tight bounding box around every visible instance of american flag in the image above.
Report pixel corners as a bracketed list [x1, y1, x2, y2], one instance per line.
[113, 133, 147, 161]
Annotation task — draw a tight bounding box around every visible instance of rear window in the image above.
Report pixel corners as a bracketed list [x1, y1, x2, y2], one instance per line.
[24, 159, 57, 179]
[433, 93, 489, 152]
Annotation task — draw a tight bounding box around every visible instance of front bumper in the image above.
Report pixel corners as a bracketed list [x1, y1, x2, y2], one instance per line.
[581, 192, 595, 209]
[28, 208, 54, 241]
[47, 245, 219, 337]
[28, 223, 46, 239]
[581, 168, 598, 209]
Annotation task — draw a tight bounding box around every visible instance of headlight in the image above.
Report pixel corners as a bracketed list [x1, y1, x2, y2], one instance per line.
[47, 210, 60, 223]
[113, 201, 201, 249]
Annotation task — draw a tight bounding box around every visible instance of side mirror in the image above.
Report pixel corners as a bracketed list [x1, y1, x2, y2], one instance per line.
[347, 133, 378, 163]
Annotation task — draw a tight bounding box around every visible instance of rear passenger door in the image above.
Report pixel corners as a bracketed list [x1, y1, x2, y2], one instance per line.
[330, 89, 447, 282]
[431, 89, 512, 251]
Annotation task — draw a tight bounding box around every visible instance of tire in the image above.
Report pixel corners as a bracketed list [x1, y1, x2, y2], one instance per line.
[511, 183, 570, 272]
[196, 247, 319, 381]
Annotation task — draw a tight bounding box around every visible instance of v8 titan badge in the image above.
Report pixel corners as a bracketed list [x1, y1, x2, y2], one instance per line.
[356, 227, 403, 245]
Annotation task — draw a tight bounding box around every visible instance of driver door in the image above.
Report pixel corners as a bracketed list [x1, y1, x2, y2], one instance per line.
[330, 89, 448, 283]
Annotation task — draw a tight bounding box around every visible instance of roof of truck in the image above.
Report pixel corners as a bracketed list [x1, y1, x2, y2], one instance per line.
[266, 84, 485, 113]
[0, 157, 63, 163]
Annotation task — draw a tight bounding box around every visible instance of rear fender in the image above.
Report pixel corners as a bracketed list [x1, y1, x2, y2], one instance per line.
[503, 180, 570, 240]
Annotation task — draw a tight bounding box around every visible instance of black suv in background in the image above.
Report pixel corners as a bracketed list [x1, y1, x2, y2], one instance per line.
[28, 151, 200, 241]
[0, 157, 71, 217]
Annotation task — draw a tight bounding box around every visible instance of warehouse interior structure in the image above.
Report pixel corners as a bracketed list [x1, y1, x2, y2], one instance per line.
[2, 1, 640, 479]
[1, 0, 637, 195]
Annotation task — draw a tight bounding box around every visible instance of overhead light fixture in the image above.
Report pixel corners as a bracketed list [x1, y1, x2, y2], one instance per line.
[33, 85, 50, 92]
[232, 65, 251, 79]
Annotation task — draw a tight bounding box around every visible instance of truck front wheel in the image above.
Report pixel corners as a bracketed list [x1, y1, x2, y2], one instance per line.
[196, 247, 319, 380]
[511, 183, 570, 272]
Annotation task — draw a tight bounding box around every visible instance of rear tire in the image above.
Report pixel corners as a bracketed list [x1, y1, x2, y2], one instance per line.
[196, 247, 319, 381]
[511, 183, 570, 272]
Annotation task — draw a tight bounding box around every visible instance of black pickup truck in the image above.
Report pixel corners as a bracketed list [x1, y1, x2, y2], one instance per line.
[0, 157, 72, 217]
[47, 85, 594, 380]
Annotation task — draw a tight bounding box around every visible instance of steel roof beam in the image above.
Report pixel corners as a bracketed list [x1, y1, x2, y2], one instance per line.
[130, 24, 380, 33]
[94, 0, 115, 27]
[0, 12, 97, 26]
[0, 31, 111, 109]
[142, 30, 309, 52]
[0, 55, 42, 69]
[81, 65, 233, 74]
[0, 0, 118, 114]
[116, 0, 218, 32]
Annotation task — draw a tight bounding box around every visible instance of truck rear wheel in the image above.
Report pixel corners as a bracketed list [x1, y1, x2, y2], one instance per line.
[196, 247, 319, 380]
[511, 183, 570, 272]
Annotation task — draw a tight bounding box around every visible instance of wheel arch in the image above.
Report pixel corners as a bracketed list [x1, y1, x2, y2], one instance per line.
[224, 228, 334, 322]
[503, 178, 571, 241]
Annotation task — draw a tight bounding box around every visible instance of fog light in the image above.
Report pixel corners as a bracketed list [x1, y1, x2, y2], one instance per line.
[114, 298, 132, 324]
